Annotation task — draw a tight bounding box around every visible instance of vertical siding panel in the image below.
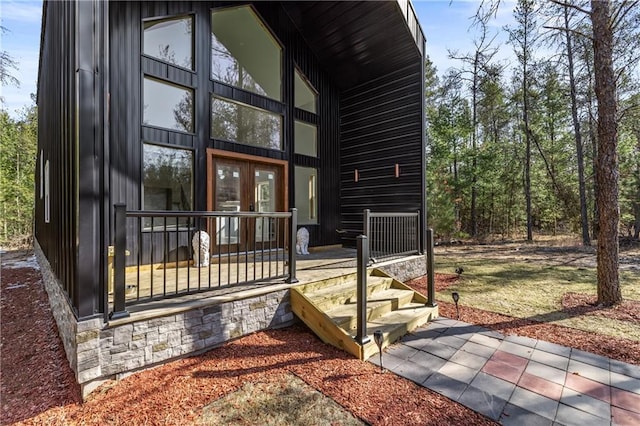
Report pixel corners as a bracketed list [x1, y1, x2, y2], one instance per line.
[340, 62, 423, 246]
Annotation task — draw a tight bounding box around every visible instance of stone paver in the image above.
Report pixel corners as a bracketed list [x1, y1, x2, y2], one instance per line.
[458, 385, 507, 421]
[560, 387, 611, 420]
[530, 348, 570, 371]
[525, 360, 567, 386]
[372, 318, 640, 426]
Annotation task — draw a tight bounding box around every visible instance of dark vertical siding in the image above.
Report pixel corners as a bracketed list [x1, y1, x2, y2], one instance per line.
[109, 1, 343, 251]
[340, 62, 424, 246]
[36, 0, 107, 318]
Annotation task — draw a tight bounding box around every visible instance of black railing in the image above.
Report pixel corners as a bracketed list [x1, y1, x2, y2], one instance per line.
[363, 209, 421, 262]
[109, 205, 297, 319]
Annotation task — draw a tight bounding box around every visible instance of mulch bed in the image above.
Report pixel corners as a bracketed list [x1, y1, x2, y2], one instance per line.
[1, 258, 638, 425]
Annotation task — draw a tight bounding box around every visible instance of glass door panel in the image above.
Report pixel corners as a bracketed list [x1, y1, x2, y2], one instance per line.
[215, 163, 241, 245]
[209, 153, 285, 252]
[254, 169, 277, 242]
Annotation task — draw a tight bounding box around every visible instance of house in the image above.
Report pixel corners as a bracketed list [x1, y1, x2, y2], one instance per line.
[35, 0, 429, 396]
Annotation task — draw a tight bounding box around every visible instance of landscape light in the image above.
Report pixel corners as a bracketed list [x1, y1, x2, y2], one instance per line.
[373, 330, 384, 373]
[452, 292, 460, 320]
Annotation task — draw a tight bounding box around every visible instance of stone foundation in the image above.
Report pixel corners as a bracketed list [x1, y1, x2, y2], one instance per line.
[377, 254, 427, 282]
[34, 240, 295, 398]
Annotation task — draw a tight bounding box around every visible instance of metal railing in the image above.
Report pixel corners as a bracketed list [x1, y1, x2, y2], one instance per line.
[109, 205, 297, 319]
[363, 209, 421, 262]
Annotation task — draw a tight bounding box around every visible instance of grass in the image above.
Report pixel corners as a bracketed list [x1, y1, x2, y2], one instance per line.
[434, 258, 640, 341]
[198, 373, 364, 425]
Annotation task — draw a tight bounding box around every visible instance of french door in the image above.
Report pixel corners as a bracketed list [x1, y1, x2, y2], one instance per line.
[207, 149, 287, 252]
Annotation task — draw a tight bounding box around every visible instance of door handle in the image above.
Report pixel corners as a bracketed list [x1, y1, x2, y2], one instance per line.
[249, 203, 255, 212]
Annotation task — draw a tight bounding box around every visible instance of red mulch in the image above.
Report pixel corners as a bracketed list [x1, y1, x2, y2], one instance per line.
[1, 258, 638, 425]
[1, 255, 495, 426]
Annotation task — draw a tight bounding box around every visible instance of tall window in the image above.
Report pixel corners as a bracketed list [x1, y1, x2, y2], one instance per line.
[211, 6, 282, 100]
[295, 166, 318, 225]
[211, 96, 282, 149]
[143, 15, 194, 70]
[294, 69, 317, 113]
[143, 77, 194, 133]
[143, 144, 193, 228]
[294, 121, 317, 157]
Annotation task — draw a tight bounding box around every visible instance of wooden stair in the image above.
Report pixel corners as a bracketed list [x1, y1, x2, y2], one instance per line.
[291, 269, 438, 360]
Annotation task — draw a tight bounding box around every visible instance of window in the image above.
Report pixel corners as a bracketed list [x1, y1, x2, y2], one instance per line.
[143, 144, 193, 228]
[295, 166, 317, 225]
[143, 15, 194, 70]
[294, 121, 317, 157]
[143, 77, 194, 133]
[211, 6, 282, 100]
[211, 96, 282, 150]
[294, 69, 317, 113]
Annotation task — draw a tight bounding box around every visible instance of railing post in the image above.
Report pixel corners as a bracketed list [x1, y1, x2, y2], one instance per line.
[286, 208, 298, 284]
[425, 228, 437, 308]
[110, 203, 130, 320]
[363, 208, 371, 238]
[356, 235, 371, 345]
[417, 210, 422, 254]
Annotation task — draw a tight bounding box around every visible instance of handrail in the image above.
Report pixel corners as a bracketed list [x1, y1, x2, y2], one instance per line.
[363, 209, 421, 261]
[109, 206, 297, 318]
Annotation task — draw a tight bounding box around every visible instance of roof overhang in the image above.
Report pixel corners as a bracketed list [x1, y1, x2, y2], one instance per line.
[281, 1, 425, 90]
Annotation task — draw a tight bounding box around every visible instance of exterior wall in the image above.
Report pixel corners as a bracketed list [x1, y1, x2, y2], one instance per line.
[109, 1, 342, 252]
[36, 0, 108, 318]
[340, 61, 425, 247]
[35, 240, 295, 397]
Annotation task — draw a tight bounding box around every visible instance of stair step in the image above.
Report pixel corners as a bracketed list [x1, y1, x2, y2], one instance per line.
[305, 276, 393, 311]
[326, 299, 394, 329]
[361, 304, 438, 360]
[290, 267, 438, 361]
[327, 288, 418, 329]
[293, 272, 358, 294]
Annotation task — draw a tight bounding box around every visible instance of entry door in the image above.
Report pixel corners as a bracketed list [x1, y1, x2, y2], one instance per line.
[210, 156, 284, 252]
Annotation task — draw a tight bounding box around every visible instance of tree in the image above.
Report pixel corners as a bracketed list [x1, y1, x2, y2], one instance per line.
[1, 26, 20, 104]
[507, 0, 539, 241]
[591, 0, 621, 305]
[558, 2, 591, 245]
[0, 102, 37, 247]
[449, 20, 499, 237]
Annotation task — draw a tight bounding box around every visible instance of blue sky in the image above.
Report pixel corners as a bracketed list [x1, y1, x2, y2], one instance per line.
[0, 0, 517, 118]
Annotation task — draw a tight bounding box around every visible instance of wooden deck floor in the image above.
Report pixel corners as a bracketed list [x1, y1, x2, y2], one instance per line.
[108, 247, 360, 307]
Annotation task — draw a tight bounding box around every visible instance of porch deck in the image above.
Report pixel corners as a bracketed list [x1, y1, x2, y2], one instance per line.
[107, 246, 425, 324]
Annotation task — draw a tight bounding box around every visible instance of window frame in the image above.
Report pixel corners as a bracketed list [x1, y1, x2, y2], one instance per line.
[142, 75, 196, 134]
[141, 141, 195, 230]
[294, 66, 318, 114]
[210, 4, 284, 102]
[141, 13, 196, 73]
[210, 95, 284, 151]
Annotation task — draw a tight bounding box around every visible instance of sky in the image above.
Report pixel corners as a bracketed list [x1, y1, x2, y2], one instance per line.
[0, 0, 518, 119]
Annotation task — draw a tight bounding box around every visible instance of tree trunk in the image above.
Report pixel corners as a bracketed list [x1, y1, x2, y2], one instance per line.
[523, 63, 533, 242]
[591, 0, 621, 305]
[564, 5, 591, 246]
[471, 54, 479, 238]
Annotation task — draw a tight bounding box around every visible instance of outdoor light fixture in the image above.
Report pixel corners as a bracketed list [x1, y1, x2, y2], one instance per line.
[452, 292, 460, 320]
[373, 330, 384, 373]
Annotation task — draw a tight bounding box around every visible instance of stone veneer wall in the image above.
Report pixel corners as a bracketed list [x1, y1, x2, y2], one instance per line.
[377, 255, 427, 282]
[34, 240, 295, 397]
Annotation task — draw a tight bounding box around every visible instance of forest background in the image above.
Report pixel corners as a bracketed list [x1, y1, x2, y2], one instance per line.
[1, 0, 639, 261]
